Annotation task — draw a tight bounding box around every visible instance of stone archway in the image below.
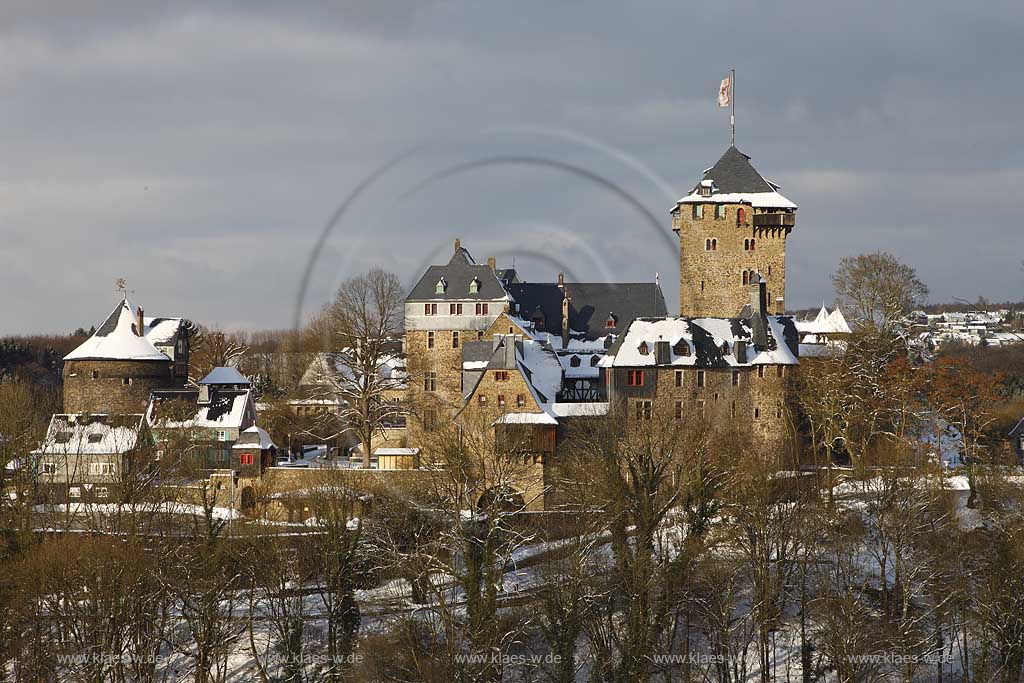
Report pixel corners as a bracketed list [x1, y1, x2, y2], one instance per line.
[239, 486, 256, 512]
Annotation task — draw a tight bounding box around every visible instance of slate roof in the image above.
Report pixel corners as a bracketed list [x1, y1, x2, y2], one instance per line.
[406, 248, 509, 302]
[607, 315, 800, 369]
[694, 146, 777, 194]
[65, 298, 171, 362]
[147, 388, 252, 429]
[198, 367, 251, 386]
[507, 282, 668, 340]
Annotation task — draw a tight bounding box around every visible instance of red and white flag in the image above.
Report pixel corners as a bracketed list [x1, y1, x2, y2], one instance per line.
[718, 76, 731, 107]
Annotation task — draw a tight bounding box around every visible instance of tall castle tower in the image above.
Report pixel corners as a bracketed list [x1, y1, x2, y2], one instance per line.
[672, 146, 796, 318]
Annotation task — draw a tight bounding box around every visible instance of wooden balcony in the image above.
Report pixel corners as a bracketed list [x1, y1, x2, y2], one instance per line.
[752, 212, 795, 228]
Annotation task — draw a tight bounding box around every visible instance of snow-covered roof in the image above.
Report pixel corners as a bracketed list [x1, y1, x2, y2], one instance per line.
[36, 414, 146, 455]
[611, 315, 799, 368]
[373, 447, 420, 456]
[232, 425, 275, 450]
[551, 402, 609, 418]
[65, 298, 170, 362]
[199, 367, 251, 386]
[676, 190, 797, 209]
[796, 306, 852, 335]
[674, 146, 797, 210]
[143, 317, 184, 346]
[147, 389, 252, 430]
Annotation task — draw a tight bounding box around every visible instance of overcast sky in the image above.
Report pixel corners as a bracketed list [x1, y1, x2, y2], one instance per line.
[2, 1, 1022, 334]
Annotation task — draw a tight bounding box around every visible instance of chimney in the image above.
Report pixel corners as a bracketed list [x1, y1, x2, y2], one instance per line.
[561, 291, 571, 349]
[487, 256, 496, 272]
[557, 272, 564, 288]
[454, 238, 461, 253]
[749, 275, 769, 349]
[503, 335, 517, 368]
[136, 306, 144, 337]
[198, 384, 211, 405]
[775, 296, 785, 316]
[734, 340, 747, 364]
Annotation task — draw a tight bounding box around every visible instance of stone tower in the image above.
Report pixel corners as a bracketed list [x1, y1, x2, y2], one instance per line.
[62, 298, 181, 415]
[672, 146, 796, 318]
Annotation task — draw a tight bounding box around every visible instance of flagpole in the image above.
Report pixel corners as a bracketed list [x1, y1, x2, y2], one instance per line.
[731, 66, 736, 146]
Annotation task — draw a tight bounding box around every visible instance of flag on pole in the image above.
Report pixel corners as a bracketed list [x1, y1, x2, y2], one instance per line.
[718, 76, 731, 108]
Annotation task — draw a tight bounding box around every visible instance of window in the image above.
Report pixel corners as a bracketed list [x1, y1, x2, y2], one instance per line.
[95, 487, 109, 499]
[424, 372, 437, 392]
[743, 271, 749, 286]
[590, 356, 600, 367]
[89, 462, 113, 476]
[700, 281, 705, 292]
[87, 433, 102, 444]
[636, 400, 652, 420]
[122, 377, 132, 386]
[452, 331, 460, 348]
[478, 395, 487, 406]
[705, 238, 712, 251]
[495, 370, 510, 382]
[767, 265, 772, 276]
[758, 365, 766, 378]
[692, 204, 704, 219]
[697, 370, 705, 388]
[606, 315, 616, 329]
[427, 331, 435, 349]
[435, 279, 446, 294]
[217, 430, 228, 441]
[737, 207, 746, 225]
[749, 239, 755, 251]
[776, 404, 784, 419]
[475, 302, 489, 315]
[674, 401, 683, 420]
[754, 407, 761, 420]
[638, 341, 649, 355]
[469, 278, 480, 294]
[91, 371, 99, 380]
[240, 453, 254, 466]
[711, 239, 717, 251]
[777, 366, 785, 378]
[423, 409, 438, 433]
[732, 371, 740, 387]
[697, 400, 706, 418]
[626, 370, 644, 386]
[477, 331, 484, 340]
[570, 355, 581, 367]
[731, 401, 737, 419]
[675, 370, 683, 388]
[69, 486, 81, 499]
[516, 394, 525, 407]
[497, 394, 506, 408]
[715, 204, 726, 219]
[41, 462, 57, 475]
[450, 303, 463, 315]
[424, 303, 437, 315]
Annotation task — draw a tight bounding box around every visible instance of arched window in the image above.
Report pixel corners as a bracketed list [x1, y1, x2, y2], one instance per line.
[743, 239, 749, 251]
[737, 207, 746, 226]
[711, 239, 718, 251]
[705, 238, 712, 251]
[638, 341, 650, 355]
[742, 271, 749, 286]
[750, 239, 755, 251]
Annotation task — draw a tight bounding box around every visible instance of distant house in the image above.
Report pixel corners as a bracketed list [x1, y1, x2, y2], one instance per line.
[146, 367, 256, 471]
[231, 425, 277, 478]
[34, 413, 152, 503]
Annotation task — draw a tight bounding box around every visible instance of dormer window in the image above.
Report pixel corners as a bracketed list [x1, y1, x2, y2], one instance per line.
[532, 310, 546, 331]
[469, 277, 480, 294]
[638, 341, 650, 356]
[673, 339, 691, 357]
[699, 179, 714, 197]
[570, 355, 581, 367]
[435, 278, 447, 294]
[605, 314, 617, 329]
[590, 355, 600, 367]
[720, 342, 730, 355]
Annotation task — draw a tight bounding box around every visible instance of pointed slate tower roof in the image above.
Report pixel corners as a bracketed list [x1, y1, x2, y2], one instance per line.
[676, 146, 796, 209]
[65, 298, 170, 361]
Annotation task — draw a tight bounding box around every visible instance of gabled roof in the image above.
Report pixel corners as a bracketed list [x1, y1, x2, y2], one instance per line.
[233, 425, 276, 450]
[36, 413, 147, 455]
[507, 282, 668, 340]
[676, 146, 796, 209]
[406, 248, 509, 302]
[147, 388, 253, 430]
[65, 298, 171, 362]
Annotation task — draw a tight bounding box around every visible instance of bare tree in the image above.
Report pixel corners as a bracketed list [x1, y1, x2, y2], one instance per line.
[832, 252, 929, 331]
[191, 327, 249, 380]
[318, 268, 406, 468]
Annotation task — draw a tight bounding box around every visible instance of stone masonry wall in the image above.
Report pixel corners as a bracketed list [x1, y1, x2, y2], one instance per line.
[63, 359, 176, 414]
[675, 204, 790, 318]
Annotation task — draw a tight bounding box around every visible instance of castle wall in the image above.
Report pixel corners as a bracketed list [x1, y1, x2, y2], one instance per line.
[63, 359, 176, 414]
